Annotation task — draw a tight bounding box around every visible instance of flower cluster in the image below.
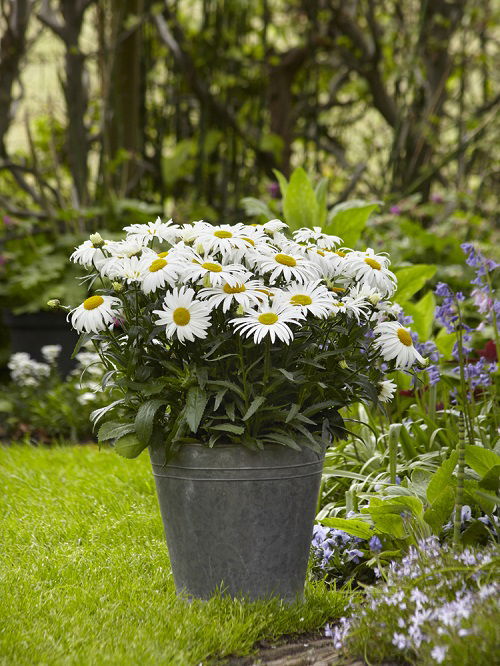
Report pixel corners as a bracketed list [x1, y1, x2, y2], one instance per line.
[311, 525, 382, 584]
[69, 217, 422, 368]
[7, 349, 55, 387]
[326, 538, 499, 665]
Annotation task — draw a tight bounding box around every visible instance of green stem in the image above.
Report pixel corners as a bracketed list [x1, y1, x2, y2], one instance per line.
[453, 413, 466, 547]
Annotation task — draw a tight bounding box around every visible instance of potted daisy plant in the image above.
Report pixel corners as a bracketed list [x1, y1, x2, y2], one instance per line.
[65, 216, 425, 601]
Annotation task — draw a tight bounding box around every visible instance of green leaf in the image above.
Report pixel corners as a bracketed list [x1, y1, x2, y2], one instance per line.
[394, 264, 437, 303]
[325, 200, 380, 247]
[98, 421, 136, 442]
[400, 291, 436, 341]
[272, 169, 288, 198]
[388, 495, 424, 517]
[370, 512, 406, 538]
[465, 445, 500, 478]
[423, 486, 455, 531]
[114, 433, 147, 459]
[135, 399, 166, 445]
[427, 451, 458, 503]
[185, 386, 208, 434]
[242, 396, 266, 421]
[320, 518, 373, 540]
[315, 178, 329, 226]
[479, 465, 500, 492]
[282, 167, 318, 230]
[210, 423, 245, 435]
[240, 197, 274, 219]
[435, 328, 456, 360]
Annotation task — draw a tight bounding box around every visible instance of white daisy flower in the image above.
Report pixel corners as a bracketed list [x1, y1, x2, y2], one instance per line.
[293, 227, 343, 249]
[70, 239, 110, 269]
[378, 379, 397, 403]
[141, 255, 183, 294]
[182, 253, 247, 287]
[254, 246, 319, 284]
[69, 295, 122, 333]
[153, 287, 212, 344]
[41, 345, 62, 364]
[124, 217, 180, 245]
[330, 295, 370, 322]
[275, 281, 334, 318]
[262, 219, 289, 235]
[198, 277, 267, 313]
[98, 239, 144, 277]
[313, 248, 352, 279]
[230, 301, 304, 344]
[344, 248, 396, 296]
[373, 321, 425, 369]
[195, 223, 254, 256]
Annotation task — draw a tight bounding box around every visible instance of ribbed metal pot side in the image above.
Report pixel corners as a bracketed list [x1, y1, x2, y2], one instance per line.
[149, 442, 324, 602]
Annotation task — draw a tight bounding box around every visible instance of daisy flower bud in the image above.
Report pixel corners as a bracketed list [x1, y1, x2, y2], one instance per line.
[47, 299, 61, 309]
[89, 232, 105, 248]
[112, 281, 125, 293]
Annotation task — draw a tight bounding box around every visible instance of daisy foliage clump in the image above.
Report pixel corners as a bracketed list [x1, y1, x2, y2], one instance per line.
[65, 217, 425, 459]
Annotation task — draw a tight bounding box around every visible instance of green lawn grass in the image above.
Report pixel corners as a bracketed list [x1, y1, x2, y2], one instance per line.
[0, 444, 347, 665]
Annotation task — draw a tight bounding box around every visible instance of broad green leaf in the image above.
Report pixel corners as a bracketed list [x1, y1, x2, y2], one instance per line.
[315, 178, 329, 226]
[320, 517, 373, 539]
[400, 291, 436, 341]
[465, 445, 500, 478]
[394, 264, 437, 303]
[423, 486, 455, 531]
[98, 421, 136, 442]
[0, 399, 13, 412]
[272, 169, 288, 198]
[242, 396, 266, 421]
[387, 495, 424, 517]
[282, 167, 318, 230]
[135, 399, 166, 445]
[479, 465, 500, 492]
[370, 512, 406, 538]
[427, 451, 458, 503]
[114, 433, 148, 459]
[325, 200, 380, 247]
[435, 328, 456, 360]
[210, 423, 245, 435]
[185, 386, 208, 433]
[240, 197, 274, 219]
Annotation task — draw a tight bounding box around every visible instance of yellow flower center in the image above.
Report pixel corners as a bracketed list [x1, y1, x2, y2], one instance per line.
[258, 313, 279, 325]
[316, 249, 325, 256]
[201, 262, 222, 272]
[243, 237, 255, 246]
[275, 253, 297, 267]
[173, 307, 191, 326]
[149, 259, 167, 272]
[223, 283, 246, 294]
[83, 295, 104, 310]
[365, 257, 381, 270]
[214, 230, 232, 239]
[335, 251, 346, 257]
[333, 301, 346, 308]
[330, 287, 346, 293]
[157, 251, 169, 258]
[397, 328, 413, 346]
[290, 294, 312, 306]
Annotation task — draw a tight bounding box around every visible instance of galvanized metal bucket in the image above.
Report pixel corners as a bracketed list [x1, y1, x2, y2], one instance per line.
[149, 442, 325, 601]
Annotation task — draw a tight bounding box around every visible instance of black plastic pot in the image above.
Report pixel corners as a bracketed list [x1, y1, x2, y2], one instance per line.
[2, 310, 79, 376]
[149, 442, 325, 601]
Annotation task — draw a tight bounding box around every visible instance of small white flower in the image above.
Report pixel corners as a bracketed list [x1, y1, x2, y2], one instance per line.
[330, 295, 370, 322]
[293, 226, 342, 249]
[230, 301, 304, 344]
[254, 246, 319, 284]
[41, 345, 62, 365]
[275, 281, 334, 318]
[262, 219, 288, 235]
[430, 645, 448, 664]
[374, 321, 425, 369]
[141, 255, 183, 294]
[153, 286, 212, 344]
[182, 253, 247, 287]
[378, 379, 397, 403]
[345, 248, 397, 296]
[124, 217, 180, 245]
[108, 255, 149, 283]
[198, 277, 267, 313]
[70, 295, 122, 333]
[78, 391, 97, 405]
[195, 223, 255, 257]
[70, 239, 109, 269]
